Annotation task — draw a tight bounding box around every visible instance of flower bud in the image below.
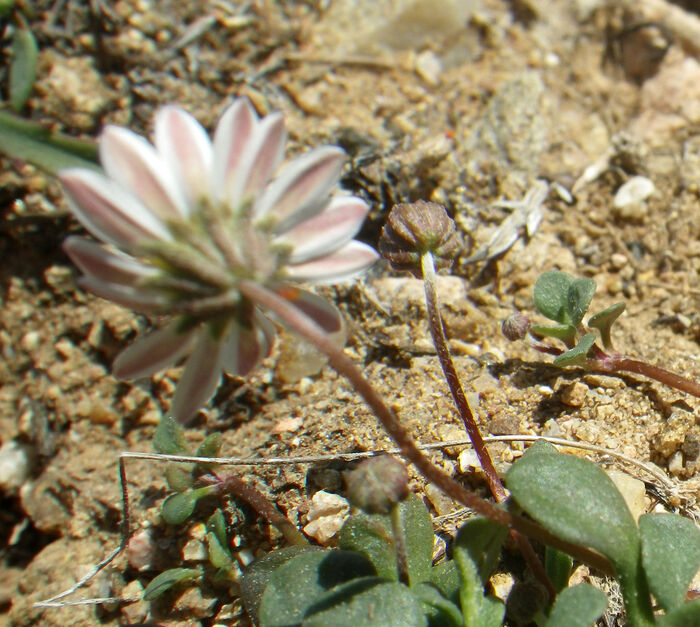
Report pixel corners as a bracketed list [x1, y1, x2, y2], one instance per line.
[502, 312, 531, 341]
[344, 456, 409, 515]
[379, 201, 461, 277]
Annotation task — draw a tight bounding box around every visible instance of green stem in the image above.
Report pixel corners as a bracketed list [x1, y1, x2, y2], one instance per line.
[238, 280, 614, 574]
[390, 504, 410, 586]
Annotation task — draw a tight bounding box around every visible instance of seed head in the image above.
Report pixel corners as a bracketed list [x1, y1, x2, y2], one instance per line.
[502, 312, 531, 342]
[379, 200, 460, 277]
[344, 456, 409, 515]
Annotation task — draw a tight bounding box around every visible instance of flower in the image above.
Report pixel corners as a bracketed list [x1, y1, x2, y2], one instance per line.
[60, 98, 378, 423]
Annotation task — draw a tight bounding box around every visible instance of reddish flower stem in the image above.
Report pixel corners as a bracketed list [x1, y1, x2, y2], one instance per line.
[421, 252, 553, 599]
[239, 279, 613, 575]
[611, 357, 700, 398]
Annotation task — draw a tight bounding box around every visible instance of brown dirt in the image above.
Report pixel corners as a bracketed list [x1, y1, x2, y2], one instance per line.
[2, 0, 700, 625]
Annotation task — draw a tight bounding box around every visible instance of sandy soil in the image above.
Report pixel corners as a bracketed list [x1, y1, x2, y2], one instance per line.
[2, 0, 700, 625]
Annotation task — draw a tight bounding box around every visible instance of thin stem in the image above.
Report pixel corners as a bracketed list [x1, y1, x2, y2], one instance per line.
[238, 279, 613, 574]
[217, 474, 308, 546]
[421, 253, 553, 599]
[611, 357, 700, 398]
[420, 252, 505, 501]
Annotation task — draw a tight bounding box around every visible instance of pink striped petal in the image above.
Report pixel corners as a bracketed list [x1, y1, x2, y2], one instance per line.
[273, 285, 343, 333]
[63, 236, 157, 285]
[112, 321, 196, 380]
[60, 169, 172, 248]
[221, 312, 275, 377]
[100, 126, 189, 220]
[254, 146, 346, 228]
[229, 112, 286, 209]
[285, 241, 379, 284]
[274, 195, 370, 263]
[212, 99, 257, 203]
[77, 276, 169, 313]
[154, 106, 214, 206]
[170, 327, 227, 424]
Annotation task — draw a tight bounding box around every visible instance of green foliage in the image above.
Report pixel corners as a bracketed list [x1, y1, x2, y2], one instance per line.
[154, 416, 191, 456]
[544, 547, 573, 594]
[544, 584, 607, 627]
[8, 24, 37, 111]
[588, 302, 626, 350]
[552, 332, 596, 367]
[142, 567, 201, 601]
[534, 271, 574, 323]
[639, 514, 700, 612]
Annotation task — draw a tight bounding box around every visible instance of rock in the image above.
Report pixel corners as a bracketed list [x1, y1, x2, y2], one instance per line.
[607, 469, 646, 521]
[560, 381, 588, 407]
[303, 491, 349, 544]
[613, 176, 655, 208]
[668, 451, 684, 477]
[127, 528, 157, 572]
[424, 482, 457, 516]
[119, 580, 148, 624]
[0, 441, 35, 495]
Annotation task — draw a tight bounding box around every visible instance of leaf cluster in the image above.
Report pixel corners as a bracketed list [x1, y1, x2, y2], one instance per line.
[532, 271, 625, 366]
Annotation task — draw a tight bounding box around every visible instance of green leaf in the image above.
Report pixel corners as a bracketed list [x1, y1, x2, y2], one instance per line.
[153, 416, 190, 456]
[396, 494, 435, 587]
[545, 546, 573, 593]
[302, 578, 427, 627]
[454, 545, 505, 627]
[657, 600, 700, 626]
[161, 491, 199, 525]
[639, 513, 700, 612]
[142, 567, 201, 601]
[196, 432, 222, 458]
[553, 333, 596, 367]
[534, 271, 574, 323]
[506, 441, 639, 576]
[9, 26, 38, 111]
[259, 550, 376, 627]
[429, 561, 460, 604]
[410, 582, 463, 627]
[544, 584, 608, 627]
[566, 278, 596, 326]
[588, 302, 626, 350]
[207, 531, 232, 569]
[240, 546, 322, 625]
[165, 464, 194, 492]
[531, 323, 577, 344]
[339, 514, 397, 580]
[453, 516, 508, 586]
[160, 486, 216, 525]
[207, 509, 228, 550]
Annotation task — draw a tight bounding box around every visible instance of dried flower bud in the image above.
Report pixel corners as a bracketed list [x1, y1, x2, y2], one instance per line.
[502, 312, 531, 341]
[379, 200, 461, 277]
[344, 456, 409, 515]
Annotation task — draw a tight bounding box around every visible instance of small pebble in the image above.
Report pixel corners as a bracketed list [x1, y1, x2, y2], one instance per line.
[0, 441, 35, 495]
[668, 450, 684, 476]
[607, 469, 646, 521]
[560, 381, 588, 407]
[613, 176, 655, 208]
[303, 490, 349, 544]
[610, 253, 628, 270]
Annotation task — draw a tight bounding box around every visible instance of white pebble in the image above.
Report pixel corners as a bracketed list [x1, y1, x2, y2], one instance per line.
[0, 441, 35, 495]
[613, 176, 655, 208]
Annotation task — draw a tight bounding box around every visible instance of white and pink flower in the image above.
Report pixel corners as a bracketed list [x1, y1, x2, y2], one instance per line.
[60, 99, 378, 423]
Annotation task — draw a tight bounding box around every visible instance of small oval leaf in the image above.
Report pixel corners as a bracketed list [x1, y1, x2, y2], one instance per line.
[206, 531, 232, 569]
[553, 333, 596, 367]
[534, 271, 574, 323]
[639, 513, 700, 612]
[545, 584, 608, 627]
[531, 323, 577, 344]
[506, 441, 639, 576]
[161, 491, 198, 525]
[588, 302, 626, 350]
[9, 26, 38, 111]
[165, 464, 194, 492]
[154, 416, 190, 455]
[566, 278, 596, 326]
[142, 567, 200, 601]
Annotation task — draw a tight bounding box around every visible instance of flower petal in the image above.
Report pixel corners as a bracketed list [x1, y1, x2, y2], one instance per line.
[100, 126, 189, 220]
[273, 284, 343, 333]
[154, 105, 214, 206]
[212, 98, 257, 203]
[170, 327, 226, 424]
[284, 241, 379, 284]
[112, 321, 196, 380]
[221, 312, 275, 377]
[60, 169, 172, 248]
[254, 146, 346, 229]
[63, 236, 157, 285]
[77, 276, 169, 313]
[232, 112, 286, 208]
[274, 195, 370, 263]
